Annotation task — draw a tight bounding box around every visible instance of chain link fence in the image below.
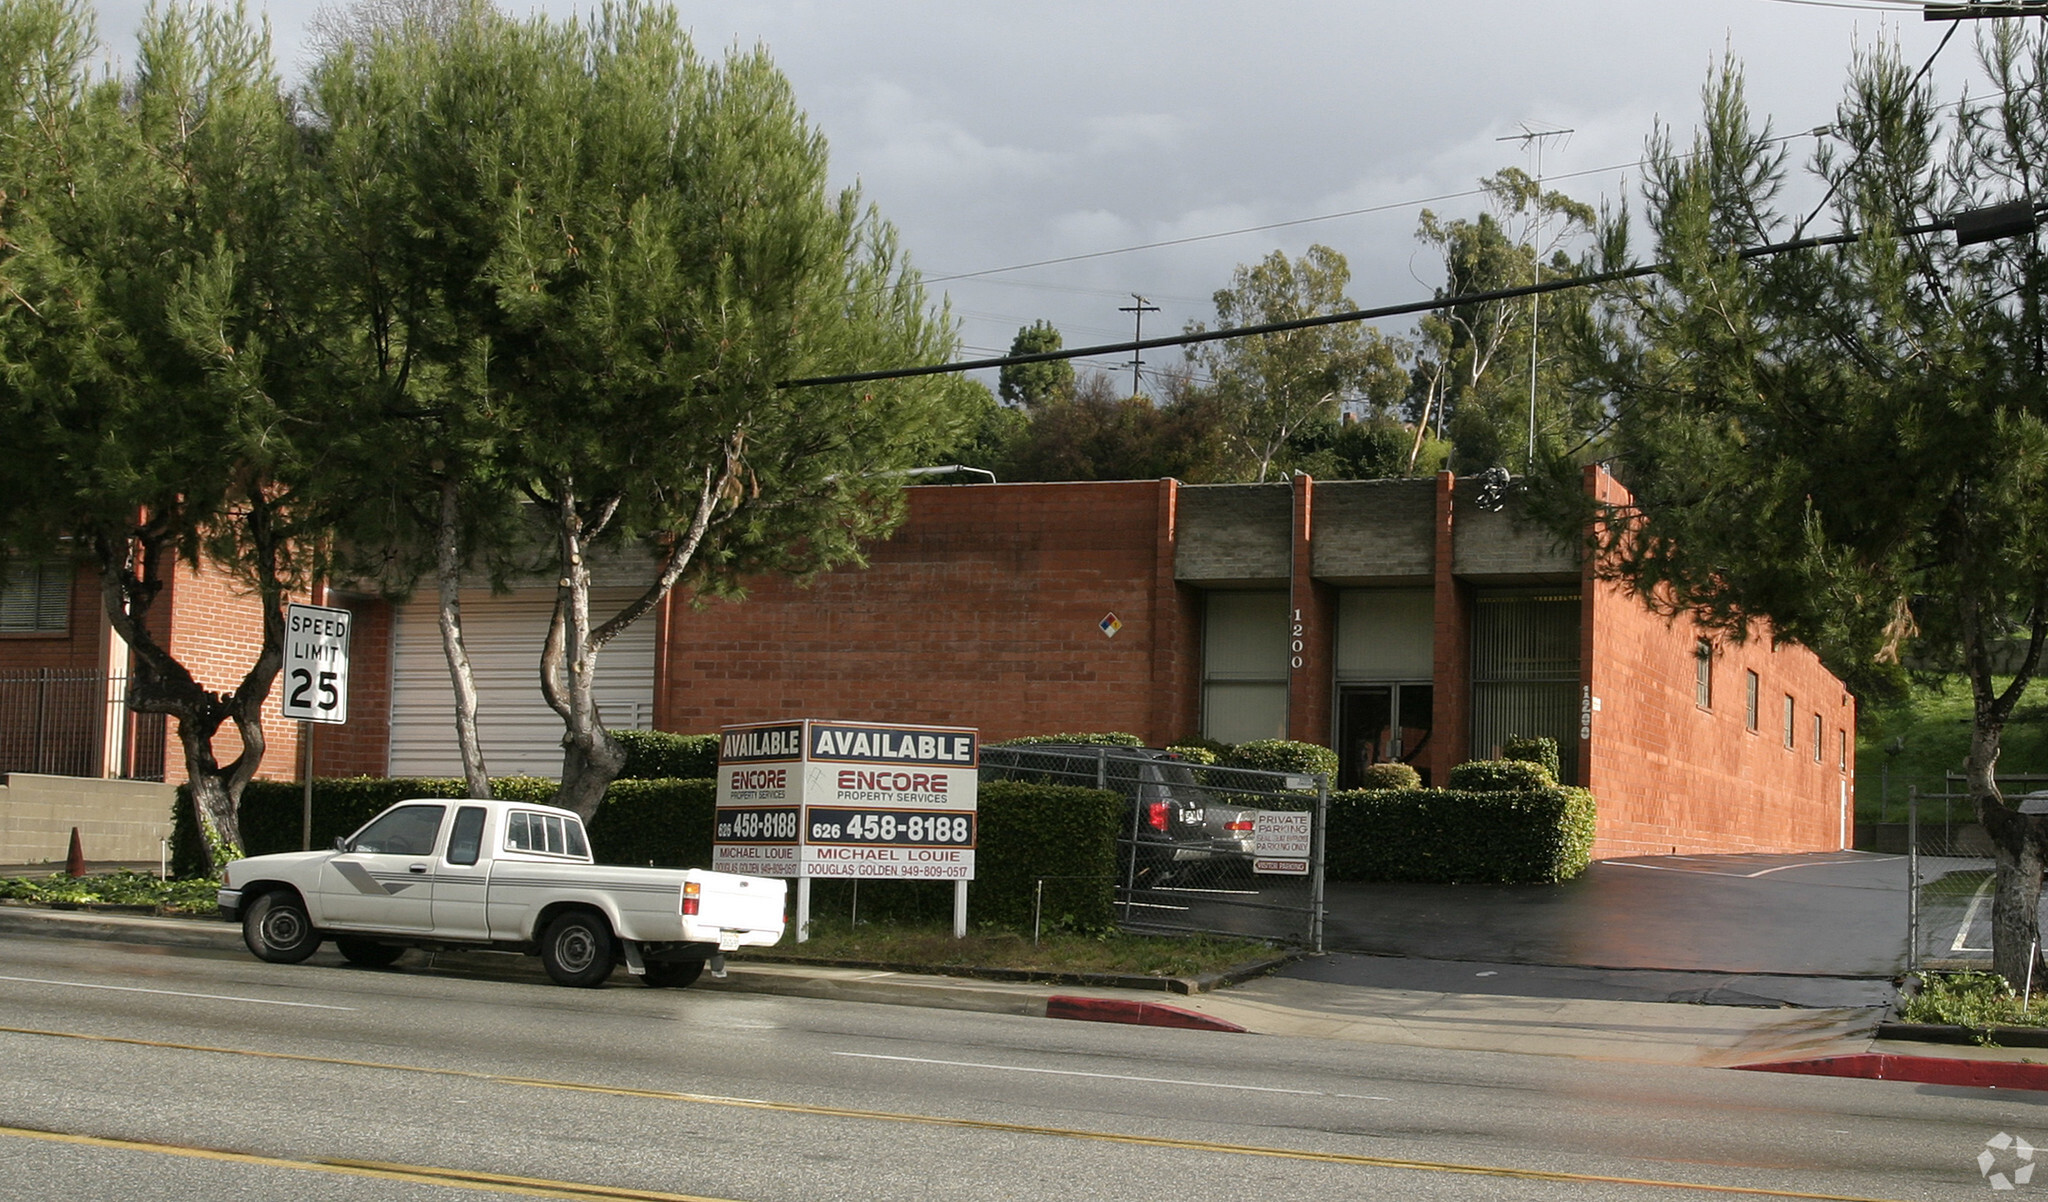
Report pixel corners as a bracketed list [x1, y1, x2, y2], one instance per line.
[979, 745, 1326, 949]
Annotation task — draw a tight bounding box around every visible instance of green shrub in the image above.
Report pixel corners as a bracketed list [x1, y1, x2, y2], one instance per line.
[182, 775, 558, 867]
[1447, 758, 1555, 791]
[584, 779, 717, 866]
[1502, 735, 1562, 782]
[1220, 739, 1338, 782]
[1356, 762, 1422, 791]
[614, 729, 720, 780]
[795, 781, 1122, 934]
[991, 732, 1143, 748]
[1326, 783, 1595, 883]
[1165, 742, 1219, 766]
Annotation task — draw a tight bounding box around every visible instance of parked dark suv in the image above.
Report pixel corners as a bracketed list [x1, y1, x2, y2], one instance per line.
[979, 744, 1256, 885]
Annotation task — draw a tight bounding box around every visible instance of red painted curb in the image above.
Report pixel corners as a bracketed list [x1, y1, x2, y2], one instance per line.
[1740, 1053, 2048, 1092]
[1045, 995, 1247, 1033]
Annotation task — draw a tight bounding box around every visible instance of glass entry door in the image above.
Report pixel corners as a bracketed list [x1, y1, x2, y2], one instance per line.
[1338, 683, 1433, 789]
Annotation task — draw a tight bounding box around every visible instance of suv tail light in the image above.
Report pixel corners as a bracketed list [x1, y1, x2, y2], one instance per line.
[1145, 802, 1169, 832]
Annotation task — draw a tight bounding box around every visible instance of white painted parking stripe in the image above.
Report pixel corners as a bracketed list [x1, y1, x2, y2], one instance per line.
[1951, 877, 1995, 954]
[834, 1051, 1392, 1100]
[0, 974, 356, 1010]
[1606, 855, 1897, 879]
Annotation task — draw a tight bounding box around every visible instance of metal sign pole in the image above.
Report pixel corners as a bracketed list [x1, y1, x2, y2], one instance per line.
[1310, 775, 1328, 953]
[301, 721, 314, 852]
[1907, 785, 1920, 974]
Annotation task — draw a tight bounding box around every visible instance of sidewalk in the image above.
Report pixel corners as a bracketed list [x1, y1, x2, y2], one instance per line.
[0, 903, 1905, 1073]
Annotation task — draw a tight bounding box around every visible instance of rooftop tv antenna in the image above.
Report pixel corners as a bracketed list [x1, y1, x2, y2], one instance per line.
[1496, 122, 1574, 470]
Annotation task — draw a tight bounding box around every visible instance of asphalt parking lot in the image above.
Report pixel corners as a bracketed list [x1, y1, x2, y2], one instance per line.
[1295, 851, 1908, 1008]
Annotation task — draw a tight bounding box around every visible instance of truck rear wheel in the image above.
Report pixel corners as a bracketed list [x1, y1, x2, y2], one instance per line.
[641, 958, 705, 989]
[540, 911, 615, 987]
[243, 892, 320, 964]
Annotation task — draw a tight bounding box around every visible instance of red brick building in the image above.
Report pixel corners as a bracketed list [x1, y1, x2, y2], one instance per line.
[2, 469, 1853, 858]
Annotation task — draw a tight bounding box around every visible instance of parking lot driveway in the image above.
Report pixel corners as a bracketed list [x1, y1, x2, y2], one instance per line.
[1319, 851, 1906, 979]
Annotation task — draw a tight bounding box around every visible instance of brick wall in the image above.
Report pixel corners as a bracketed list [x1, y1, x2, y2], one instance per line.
[159, 563, 304, 786]
[311, 594, 392, 778]
[1580, 467, 1852, 855]
[659, 480, 1195, 744]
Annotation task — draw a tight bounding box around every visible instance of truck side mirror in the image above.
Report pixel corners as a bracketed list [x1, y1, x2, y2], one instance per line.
[333, 836, 349, 852]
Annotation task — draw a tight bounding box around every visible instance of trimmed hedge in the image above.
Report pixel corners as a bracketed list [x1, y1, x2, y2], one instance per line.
[1326, 784, 1595, 884]
[1356, 762, 1421, 791]
[990, 732, 1143, 748]
[1446, 758, 1555, 791]
[1502, 735, 1562, 782]
[180, 775, 1124, 934]
[614, 730, 720, 781]
[1220, 739, 1338, 782]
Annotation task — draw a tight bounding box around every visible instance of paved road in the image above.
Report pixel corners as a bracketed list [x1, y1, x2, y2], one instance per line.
[0, 933, 2026, 1201]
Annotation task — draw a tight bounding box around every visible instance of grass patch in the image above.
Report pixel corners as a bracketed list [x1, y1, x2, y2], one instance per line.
[746, 919, 1280, 980]
[1858, 675, 2048, 823]
[0, 870, 220, 914]
[1901, 971, 2048, 1034]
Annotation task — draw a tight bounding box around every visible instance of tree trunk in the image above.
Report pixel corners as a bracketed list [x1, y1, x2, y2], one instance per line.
[436, 477, 492, 799]
[538, 479, 627, 820]
[1961, 592, 2048, 987]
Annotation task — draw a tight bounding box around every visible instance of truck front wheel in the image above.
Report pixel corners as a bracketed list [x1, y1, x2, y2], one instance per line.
[540, 911, 616, 987]
[243, 892, 320, 964]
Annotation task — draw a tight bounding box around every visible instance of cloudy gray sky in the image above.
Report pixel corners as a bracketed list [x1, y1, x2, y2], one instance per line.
[88, 0, 1985, 393]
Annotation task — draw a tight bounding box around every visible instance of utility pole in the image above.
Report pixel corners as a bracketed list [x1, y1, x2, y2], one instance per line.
[1497, 122, 1573, 471]
[1119, 294, 1159, 398]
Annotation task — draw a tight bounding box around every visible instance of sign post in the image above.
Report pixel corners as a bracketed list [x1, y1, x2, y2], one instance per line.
[713, 719, 979, 941]
[283, 603, 351, 850]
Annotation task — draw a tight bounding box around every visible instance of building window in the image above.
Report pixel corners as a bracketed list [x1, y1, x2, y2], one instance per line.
[1201, 590, 1290, 745]
[1694, 640, 1713, 709]
[1783, 695, 1796, 749]
[0, 560, 68, 634]
[1744, 671, 1759, 732]
[1813, 713, 1824, 762]
[1839, 729, 1847, 772]
[1470, 590, 1582, 785]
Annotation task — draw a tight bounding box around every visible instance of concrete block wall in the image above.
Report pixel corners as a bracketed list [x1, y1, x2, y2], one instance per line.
[0, 773, 176, 863]
[658, 480, 1196, 745]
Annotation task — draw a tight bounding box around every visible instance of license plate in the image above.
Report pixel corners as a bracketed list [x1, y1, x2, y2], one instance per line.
[717, 932, 741, 951]
[1180, 809, 1205, 825]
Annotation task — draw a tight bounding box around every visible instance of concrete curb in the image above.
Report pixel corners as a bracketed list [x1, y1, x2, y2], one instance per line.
[1046, 995, 1247, 1032]
[1739, 1053, 2048, 1092]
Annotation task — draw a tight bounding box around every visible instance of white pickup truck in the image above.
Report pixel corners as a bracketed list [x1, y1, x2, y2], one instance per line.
[216, 797, 786, 988]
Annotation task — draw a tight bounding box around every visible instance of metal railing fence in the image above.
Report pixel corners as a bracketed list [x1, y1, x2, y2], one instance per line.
[0, 669, 165, 782]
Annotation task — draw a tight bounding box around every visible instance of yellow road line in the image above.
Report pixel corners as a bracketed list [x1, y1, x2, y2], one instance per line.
[0, 1023, 1909, 1202]
[0, 1123, 735, 1201]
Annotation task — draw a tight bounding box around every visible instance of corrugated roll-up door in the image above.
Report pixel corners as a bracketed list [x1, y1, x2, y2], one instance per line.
[388, 588, 656, 779]
[1470, 591, 1580, 783]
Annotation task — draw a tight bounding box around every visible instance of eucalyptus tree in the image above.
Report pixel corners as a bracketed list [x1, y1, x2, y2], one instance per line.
[313, 4, 970, 817]
[1409, 168, 1598, 473]
[1543, 38, 2048, 984]
[0, 0, 321, 868]
[1184, 245, 1408, 482]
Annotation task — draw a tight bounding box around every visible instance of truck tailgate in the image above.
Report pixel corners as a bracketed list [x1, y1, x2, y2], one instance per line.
[681, 868, 786, 947]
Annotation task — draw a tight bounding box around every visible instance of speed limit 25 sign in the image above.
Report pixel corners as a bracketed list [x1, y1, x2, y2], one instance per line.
[282, 602, 351, 724]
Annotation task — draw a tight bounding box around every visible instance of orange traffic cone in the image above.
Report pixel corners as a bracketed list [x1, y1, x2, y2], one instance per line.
[65, 827, 85, 878]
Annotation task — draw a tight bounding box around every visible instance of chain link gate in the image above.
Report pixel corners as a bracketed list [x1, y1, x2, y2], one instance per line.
[979, 745, 1326, 949]
[1907, 786, 1998, 972]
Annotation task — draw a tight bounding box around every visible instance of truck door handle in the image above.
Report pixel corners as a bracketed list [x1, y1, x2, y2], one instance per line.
[408, 864, 428, 874]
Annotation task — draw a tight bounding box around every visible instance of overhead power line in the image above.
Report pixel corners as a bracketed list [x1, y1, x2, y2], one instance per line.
[780, 203, 2040, 390]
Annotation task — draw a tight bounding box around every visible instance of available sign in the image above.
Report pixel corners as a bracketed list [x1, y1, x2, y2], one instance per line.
[711, 719, 979, 881]
[1251, 810, 1311, 876]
